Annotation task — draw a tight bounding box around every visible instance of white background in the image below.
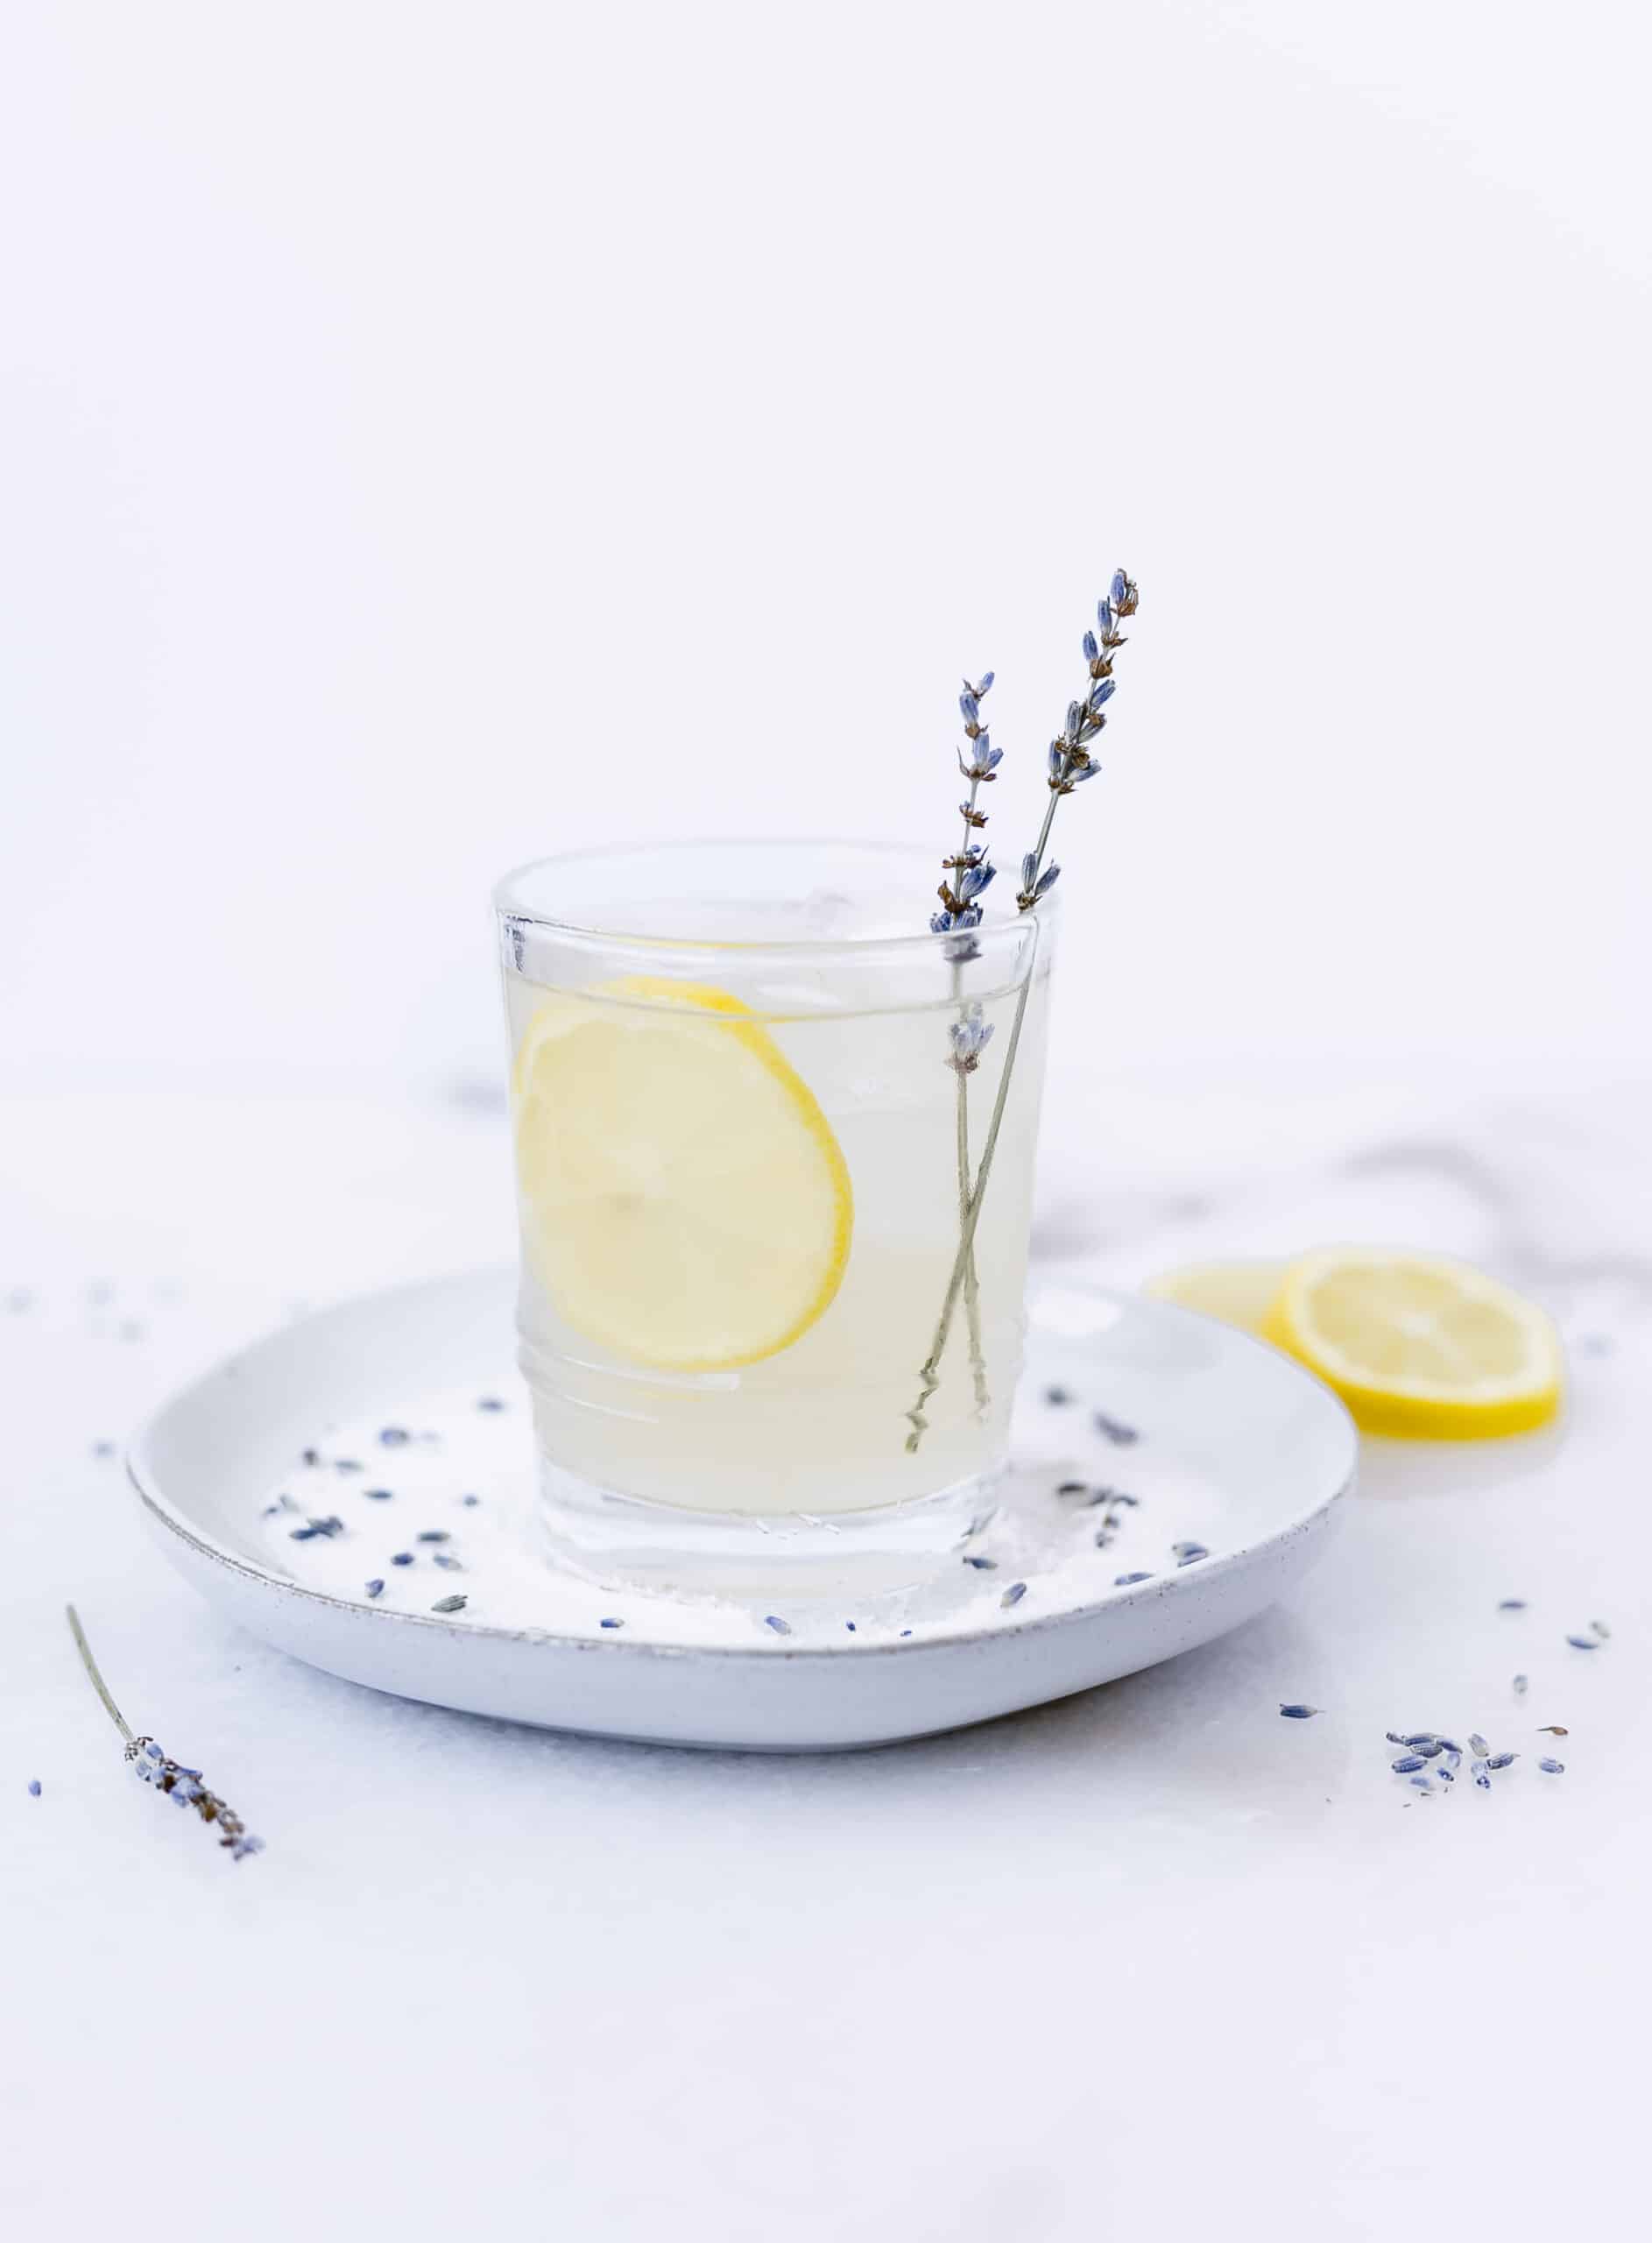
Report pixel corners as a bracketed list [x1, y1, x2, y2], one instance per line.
[4, 1, 1648, 1102]
[4, 9, 1651, 2241]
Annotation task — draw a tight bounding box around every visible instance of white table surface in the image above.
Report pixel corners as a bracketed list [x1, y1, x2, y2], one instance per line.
[4, 1080, 1648, 2241]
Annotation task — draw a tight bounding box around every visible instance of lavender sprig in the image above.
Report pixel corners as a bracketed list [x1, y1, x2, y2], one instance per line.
[66, 1605, 265, 1861]
[921, 671, 1001, 1428]
[906, 574, 1140, 1450]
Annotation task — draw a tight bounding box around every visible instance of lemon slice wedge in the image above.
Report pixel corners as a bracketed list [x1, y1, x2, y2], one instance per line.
[1145, 1259, 1288, 1338]
[1265, 1248, 1563, 1437]
[510, 976, 852, 1371]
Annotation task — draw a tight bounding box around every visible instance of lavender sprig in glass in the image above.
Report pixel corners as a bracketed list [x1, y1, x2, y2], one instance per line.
[905, 572, 1140, 1451]
[921, 674, 1001, 1427]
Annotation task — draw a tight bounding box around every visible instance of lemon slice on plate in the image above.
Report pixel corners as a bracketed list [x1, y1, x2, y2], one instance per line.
[1265, 1247, 1564, 1438]
[1145, 1259, 1288, 1338]
[511, 977, 852, 1371]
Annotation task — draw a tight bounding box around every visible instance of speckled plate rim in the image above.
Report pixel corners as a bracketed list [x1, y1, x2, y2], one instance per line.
[126, 1266, 1359, 1666]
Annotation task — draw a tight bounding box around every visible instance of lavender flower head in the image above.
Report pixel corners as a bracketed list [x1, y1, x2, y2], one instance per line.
[948, 1005, 995, 1074]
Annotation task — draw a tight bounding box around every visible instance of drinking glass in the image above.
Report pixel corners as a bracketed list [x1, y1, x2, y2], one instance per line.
[495, 840, 1055, 1592]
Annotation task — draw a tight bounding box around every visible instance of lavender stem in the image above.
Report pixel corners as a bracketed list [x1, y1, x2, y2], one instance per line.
[67, 1603, 133, 1742]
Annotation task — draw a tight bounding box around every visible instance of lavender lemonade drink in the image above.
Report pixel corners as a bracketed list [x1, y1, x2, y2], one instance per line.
[495, 576, 1139, 1587]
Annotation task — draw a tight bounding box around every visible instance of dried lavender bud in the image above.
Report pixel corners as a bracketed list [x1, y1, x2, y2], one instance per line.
[431, 1594, 468, 1615]
[1538, 1758, 1565, 1774]
[1279, 1704, 1319, 1720]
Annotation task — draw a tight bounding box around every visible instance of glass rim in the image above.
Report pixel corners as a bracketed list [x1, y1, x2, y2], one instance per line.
[491, 837, 1056, 963]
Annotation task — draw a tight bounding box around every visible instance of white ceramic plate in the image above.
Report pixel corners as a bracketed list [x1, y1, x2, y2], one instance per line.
[130, 1268, 1357, 1751]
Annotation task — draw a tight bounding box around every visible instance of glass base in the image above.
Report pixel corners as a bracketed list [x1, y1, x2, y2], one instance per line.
[538, 1454, 1003, 1601]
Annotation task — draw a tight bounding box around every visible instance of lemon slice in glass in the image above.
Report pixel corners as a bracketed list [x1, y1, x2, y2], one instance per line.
[1265, 1247, 1564, 1437]
[511, 977, 853, 1371]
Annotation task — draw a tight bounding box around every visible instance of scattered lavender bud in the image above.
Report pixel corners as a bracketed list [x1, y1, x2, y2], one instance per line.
[1114, 1572, 1153, 1586]
[477, 1397, 505, 1412]
[1437, 1765, 1455, 1784]
[290, 1516, 344, 1542]
[1474, 1772, 1492, 1791]
[1392, 1755, 1427, 1773]
[92, 1440, 116, 1460]
[1411, 1740, 1444, 1758]
[1436, 1738, 1464, 1757]
[1093, 1412, 1140, 1446]
[1402, 1734, 1438, 1749]
[1000, 1582, 1027, 1609]
[1590, 1620, 1611, 1640]
[1384, 1731, 1408, 1745]
[1279, 1704, 1319, 1720]
[599, 1617, 624, 1630]
[844, 1621, 857, 1632]
[391, 1552, 414, 1567]
[300, 1447, 321, 1467]
[432, 1553, 463, 1571]
[1410, 1775, 1433, 1791]
[461, 1493, 481, 1507]
[415, 1531, 450, 1544]
[1486, 1752, 1518, 1771]
[1172, 1542, 1208, 1567]
[364, 1579, 385, 1599]
[364, 1488, 393, 1501]
[1513, 1674, 1529, 1696]
[1055, 1480, 1088, 1497]
[1539, 1758, 1565, 1774]
[1498, 1598, 1528, 1611]
[334, 1459, 363, 1474]
[28, 1779, 42, 1797]
[962, 1555, 998, 1570]
[1044, 1386, 1072, 1406]
[1469, 1733, 1491, 1757]
[764, 1615, 792, 1635]
[378, 1427, 410, 1447]
[1566, 1635, 1600, 1651]
[430, 1595, 468, 1615]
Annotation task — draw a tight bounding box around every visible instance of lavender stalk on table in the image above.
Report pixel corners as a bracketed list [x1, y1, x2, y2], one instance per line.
[66, 1604, 265, 1861]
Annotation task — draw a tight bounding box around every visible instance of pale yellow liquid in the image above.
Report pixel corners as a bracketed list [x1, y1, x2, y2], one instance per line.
[507, 969, 1051, 1516]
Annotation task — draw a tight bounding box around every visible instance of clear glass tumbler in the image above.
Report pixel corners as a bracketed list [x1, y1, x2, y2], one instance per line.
[494, 840, 1055, 1594]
